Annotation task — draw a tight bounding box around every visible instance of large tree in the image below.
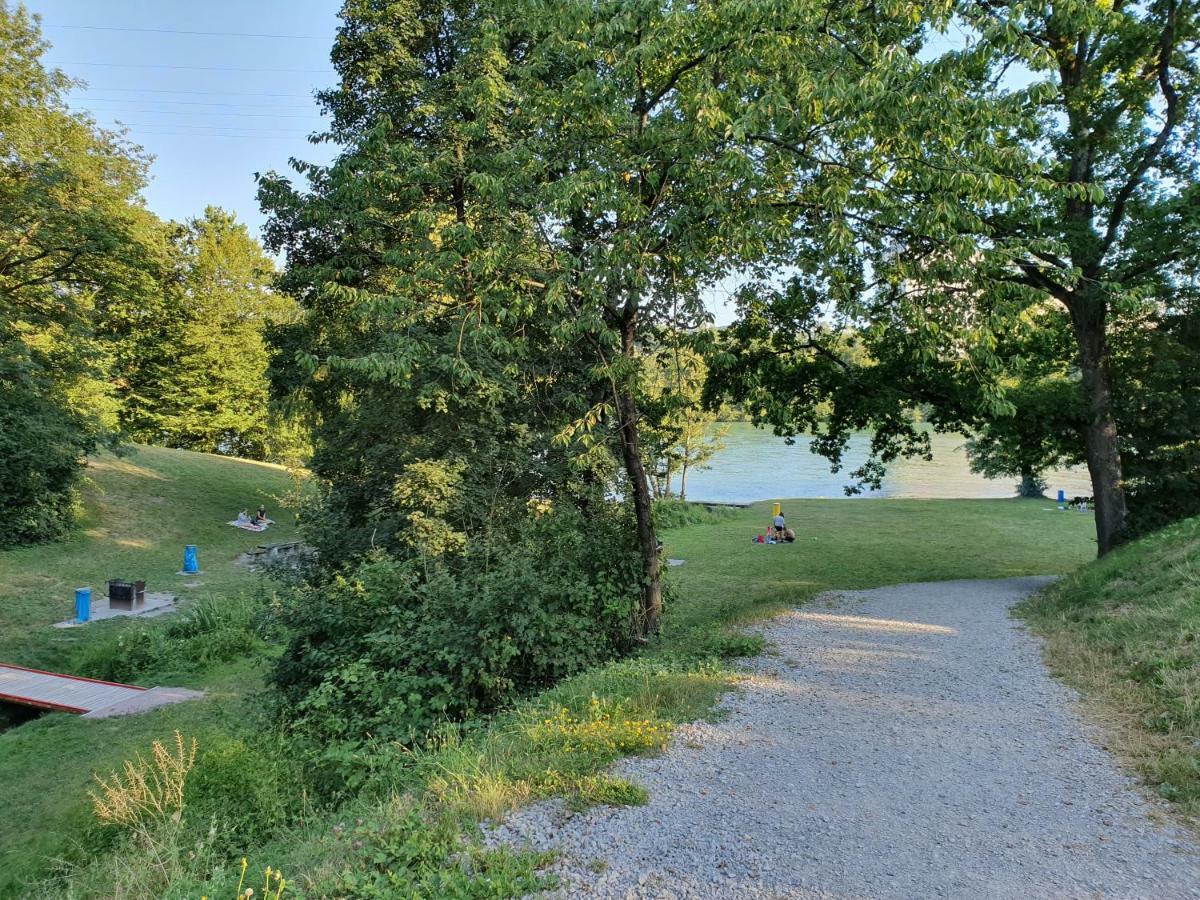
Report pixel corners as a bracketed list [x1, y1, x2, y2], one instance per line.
[258, 0, 624, 566]
[505, 0, 938, 629]
[118, 207, 296, 459]
[709, 0, 1199, 554]
[0, 2, 159, 543]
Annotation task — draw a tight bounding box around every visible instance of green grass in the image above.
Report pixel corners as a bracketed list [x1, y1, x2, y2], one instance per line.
[0, 444, 301, 666]
[207, 497, 1095, 897]
[661, 498, 1096, 637]
[1019, 515, 1200, 828]
[0, 483, 1099, 897]
[0, 445, 302, 896]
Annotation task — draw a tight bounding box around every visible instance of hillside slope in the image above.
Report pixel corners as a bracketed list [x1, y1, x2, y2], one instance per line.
[0, 444, 301, 664]
[1020, 516, 1200, 827]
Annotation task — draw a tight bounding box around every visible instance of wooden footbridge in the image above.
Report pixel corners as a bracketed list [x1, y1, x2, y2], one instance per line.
[0, 663, 201, 719]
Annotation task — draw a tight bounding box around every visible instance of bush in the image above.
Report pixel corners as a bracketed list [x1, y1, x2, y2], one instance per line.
[186, 736, 299, 847]
[76, 594, 273, 682]
[272, 503, 642, 749]
[652, 499, 736, 530]
[0, 355, 93, 547]
[311, 798, 552, 898]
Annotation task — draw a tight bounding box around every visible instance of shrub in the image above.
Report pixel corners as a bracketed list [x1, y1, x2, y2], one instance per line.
[272, 503, 642, 749]
[76, 594, 272, 682]
[89, 732, 197, 835]
[311, 798, 552, 899]
[0, 353, 93, 547]
[186, 737, 298, 847]
[652, 498, 736, 530]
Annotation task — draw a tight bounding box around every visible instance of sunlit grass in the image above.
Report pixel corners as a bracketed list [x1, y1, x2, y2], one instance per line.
[1019, 515, 1200, 830]
[0, 444, 302, 666]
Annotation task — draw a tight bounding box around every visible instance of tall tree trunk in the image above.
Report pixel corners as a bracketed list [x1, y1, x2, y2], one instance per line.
[679, 457, 689, 502]
[617, 314, 662, 635]
[1069, 296, 1128, 555]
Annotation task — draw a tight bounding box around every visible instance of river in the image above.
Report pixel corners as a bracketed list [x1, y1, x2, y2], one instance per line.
[679, 423, 1094, 503]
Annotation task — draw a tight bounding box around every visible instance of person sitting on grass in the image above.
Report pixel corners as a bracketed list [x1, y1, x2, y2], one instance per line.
[254, 504, 269, 525]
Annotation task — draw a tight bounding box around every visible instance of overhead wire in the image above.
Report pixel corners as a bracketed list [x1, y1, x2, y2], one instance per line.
[80, 97, 316, 110]
[85, 107, 319, 119]
[59, 61, 334, 74]
[45, 23, 328, 40]
[75, 86, 315, 98]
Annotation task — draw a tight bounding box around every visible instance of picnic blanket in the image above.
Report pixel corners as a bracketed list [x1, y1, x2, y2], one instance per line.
[227, 518, 274, 533]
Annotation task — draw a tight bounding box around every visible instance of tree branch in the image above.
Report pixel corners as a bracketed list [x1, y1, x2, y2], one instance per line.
[1099, 0, 1180, 258]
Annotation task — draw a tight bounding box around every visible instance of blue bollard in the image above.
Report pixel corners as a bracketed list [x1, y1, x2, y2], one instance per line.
[75, 587, 91, 623]
[1057, 489, 1066, 509]
[183, 544, 199, 574]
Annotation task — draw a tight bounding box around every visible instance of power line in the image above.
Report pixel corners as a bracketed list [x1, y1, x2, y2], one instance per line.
[46, 23, 328, 40]
[81, 105, 319, 119]
[76, 86, 316, 98]
[81, 96, 315, 110]
[118, 131, 309, 140]
[60, 61, 334, 74]
[97, 118, 312, 133]
[98, 119, 312, 134]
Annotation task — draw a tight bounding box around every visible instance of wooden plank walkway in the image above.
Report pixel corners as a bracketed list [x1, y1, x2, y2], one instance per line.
[0, 663, 146, 714]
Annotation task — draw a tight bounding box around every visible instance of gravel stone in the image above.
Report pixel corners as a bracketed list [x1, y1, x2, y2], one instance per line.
[489, 577, 1200, 898]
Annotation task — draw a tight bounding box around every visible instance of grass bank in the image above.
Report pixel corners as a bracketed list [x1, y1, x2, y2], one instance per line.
[1019, 515, 1200, 828]
[0, 445, 303, 895]
[0, 444, 301, 666]
[0, 478, 1096, 896]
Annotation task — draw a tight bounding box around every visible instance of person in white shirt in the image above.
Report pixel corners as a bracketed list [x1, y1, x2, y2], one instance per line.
[772, 510, 786, 541]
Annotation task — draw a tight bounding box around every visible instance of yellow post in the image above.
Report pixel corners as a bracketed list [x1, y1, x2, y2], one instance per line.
[772, 502, 781, 518]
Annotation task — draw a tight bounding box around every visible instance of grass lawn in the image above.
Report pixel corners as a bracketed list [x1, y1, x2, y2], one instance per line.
[0, 444, 301, 667]
[1019, 515, 1200, 829]
[661, 498, 1096, 637]
[0, 445, 302, 896]
[0, 477, 1098, 897]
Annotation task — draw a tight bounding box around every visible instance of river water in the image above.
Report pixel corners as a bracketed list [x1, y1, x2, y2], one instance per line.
[680, 423, 1093, 503]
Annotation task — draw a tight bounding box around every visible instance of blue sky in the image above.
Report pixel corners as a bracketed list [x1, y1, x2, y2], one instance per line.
[27, 0, 343, 237]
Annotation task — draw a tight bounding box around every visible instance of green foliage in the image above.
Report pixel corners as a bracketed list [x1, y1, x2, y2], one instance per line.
[272, 503, 642, 755]
[1020, 515, 1200, 824]
[705, 0, 1200, 554]
[642, 343, 728, 501]
[117, 207, 299, 461]
[964, 299, 1200, 532]
[1112, 306, 1200, 538]
[187, 736, 299, 848]
[0, 355, 87, 546]
[258, 0, 626, 576]
[0, 3, 159, 544]
[651, 499, 735, 531]
[315, 800, 553, 899]
[75, 594, 273, 683]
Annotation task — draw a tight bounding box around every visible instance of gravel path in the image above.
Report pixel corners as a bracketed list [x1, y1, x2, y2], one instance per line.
[491, 577, 1200, 898]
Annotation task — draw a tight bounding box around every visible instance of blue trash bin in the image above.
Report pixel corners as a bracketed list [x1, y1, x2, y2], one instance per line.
[183, 544, 199, 574]
[1057, 489, 1066, 508]
[75, 587, 91, 623]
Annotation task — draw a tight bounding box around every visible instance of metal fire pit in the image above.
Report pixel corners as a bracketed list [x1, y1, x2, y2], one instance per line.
[107, 580, 146, 611]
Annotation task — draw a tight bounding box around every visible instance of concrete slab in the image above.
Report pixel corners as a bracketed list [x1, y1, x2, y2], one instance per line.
[82, 686, 205, 719]
[54, 591, 177, 628]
